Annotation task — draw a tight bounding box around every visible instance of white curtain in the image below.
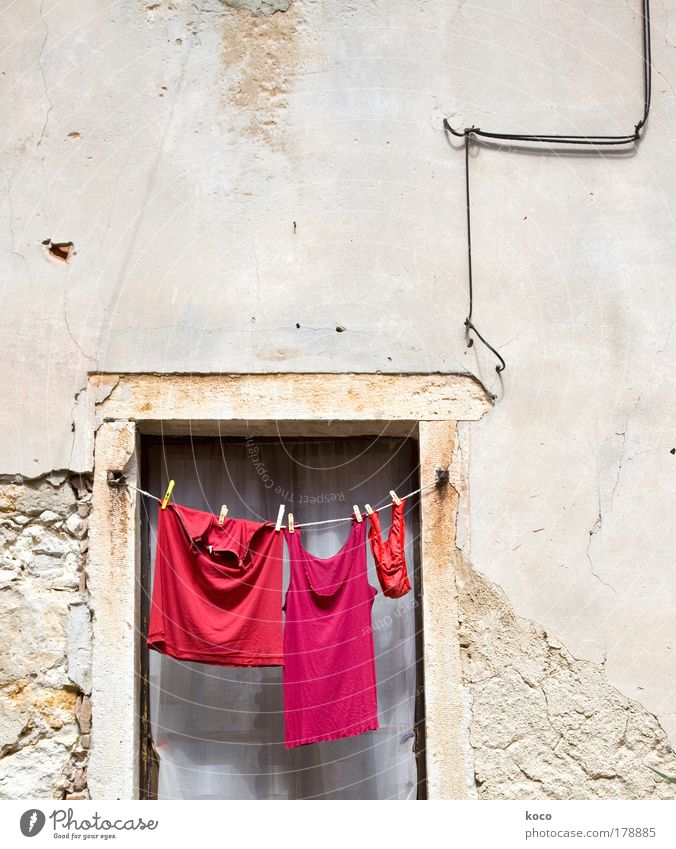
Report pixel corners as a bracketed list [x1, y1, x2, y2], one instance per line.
[146, 436, 420, 799]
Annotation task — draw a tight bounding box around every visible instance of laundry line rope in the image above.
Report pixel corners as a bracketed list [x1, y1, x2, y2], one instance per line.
[117, 478, 441, 529]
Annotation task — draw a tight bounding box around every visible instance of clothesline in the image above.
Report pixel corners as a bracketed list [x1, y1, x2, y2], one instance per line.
[148, 473, 414, 750]
[117, 478, 441, 529]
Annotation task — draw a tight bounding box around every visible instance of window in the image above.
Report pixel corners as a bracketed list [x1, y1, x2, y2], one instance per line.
[140, 435, 425, 799]
[88, 372, 484, 799]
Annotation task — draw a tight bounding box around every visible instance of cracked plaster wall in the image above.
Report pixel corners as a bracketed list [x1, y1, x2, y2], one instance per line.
[1, 0, 675, 797]
[457, 552, 676, 799]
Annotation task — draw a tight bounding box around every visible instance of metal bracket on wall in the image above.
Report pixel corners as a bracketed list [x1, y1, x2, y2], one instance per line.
[106, 471, 127, 487]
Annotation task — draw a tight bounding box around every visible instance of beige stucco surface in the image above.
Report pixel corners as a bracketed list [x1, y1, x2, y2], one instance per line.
[1, 0, 675, 797]
[418, 420, 470, 799]
[87, 422, 139, 800]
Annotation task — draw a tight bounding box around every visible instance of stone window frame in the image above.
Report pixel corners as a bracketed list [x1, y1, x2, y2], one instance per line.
[85, 372, 491, 800]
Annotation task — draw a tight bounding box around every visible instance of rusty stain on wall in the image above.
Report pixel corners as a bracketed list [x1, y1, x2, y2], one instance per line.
[220, 0, 306, 144]
[4, 681, 77, 733]
[89, 372, 492, 429]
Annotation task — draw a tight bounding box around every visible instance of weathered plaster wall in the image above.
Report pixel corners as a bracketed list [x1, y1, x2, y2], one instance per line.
[1, 0, 675, 798]
[453, 0, 676, 747]
[458, 551, 676, 799]
[0, 0, 474, 475]
[446, 424, 676, 798]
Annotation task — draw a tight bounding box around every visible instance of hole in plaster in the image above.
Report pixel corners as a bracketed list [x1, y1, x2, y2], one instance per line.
[67, 132, 80, 140]
[335, 326, 345, 333]
[671, 448, 675, 455]
[295, 323, 301, 329]
[42, 239, 75, 264]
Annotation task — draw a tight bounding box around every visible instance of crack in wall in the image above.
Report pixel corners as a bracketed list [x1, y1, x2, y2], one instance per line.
[585, 512, 617, 594]
[36, 1, 53, 148]
[608, 391, 642, 513]
[63, 300, 97, 366]
[4, 173, 33, 284]
[657, 316, 676, 354]
[585, 386, 646, 595]
[68, 391, 86, 472]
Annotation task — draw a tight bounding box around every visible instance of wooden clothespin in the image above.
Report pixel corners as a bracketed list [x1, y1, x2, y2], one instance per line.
[365, 504, 374, 516]
[218, 504, 228, 525]
[161, 480, 175, 510]
[353, 505, 363, 523]
[389, 489, 402, 506]
[275, 504, 285, 532]
[287, 513, 295, 534]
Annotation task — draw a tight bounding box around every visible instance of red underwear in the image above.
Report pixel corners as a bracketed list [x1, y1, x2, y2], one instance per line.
[367, 500, 411, 599]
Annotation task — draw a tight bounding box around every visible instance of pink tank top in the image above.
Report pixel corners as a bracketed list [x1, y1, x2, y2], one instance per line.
[283, 519, 379, 748]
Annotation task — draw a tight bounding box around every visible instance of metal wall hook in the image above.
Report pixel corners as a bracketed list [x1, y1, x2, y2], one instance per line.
[442, 119, 480, 139]
[465, 319, 506, 374]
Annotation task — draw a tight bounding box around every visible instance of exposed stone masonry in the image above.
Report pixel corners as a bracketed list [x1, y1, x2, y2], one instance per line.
[0, 473, 92, 799]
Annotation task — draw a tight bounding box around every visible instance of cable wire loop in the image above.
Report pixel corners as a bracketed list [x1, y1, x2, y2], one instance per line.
[443, 0, 652, 392]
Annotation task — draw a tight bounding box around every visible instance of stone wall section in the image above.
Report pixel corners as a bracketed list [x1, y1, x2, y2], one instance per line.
[0, 474, 92, 799]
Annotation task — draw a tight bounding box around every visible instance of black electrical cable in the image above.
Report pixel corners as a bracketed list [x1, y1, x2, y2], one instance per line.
[444, 0, 652, 378]
[462, 132, 506, 377]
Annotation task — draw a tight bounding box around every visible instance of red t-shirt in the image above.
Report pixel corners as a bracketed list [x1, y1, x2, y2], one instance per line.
[147, 503, 284, 666]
